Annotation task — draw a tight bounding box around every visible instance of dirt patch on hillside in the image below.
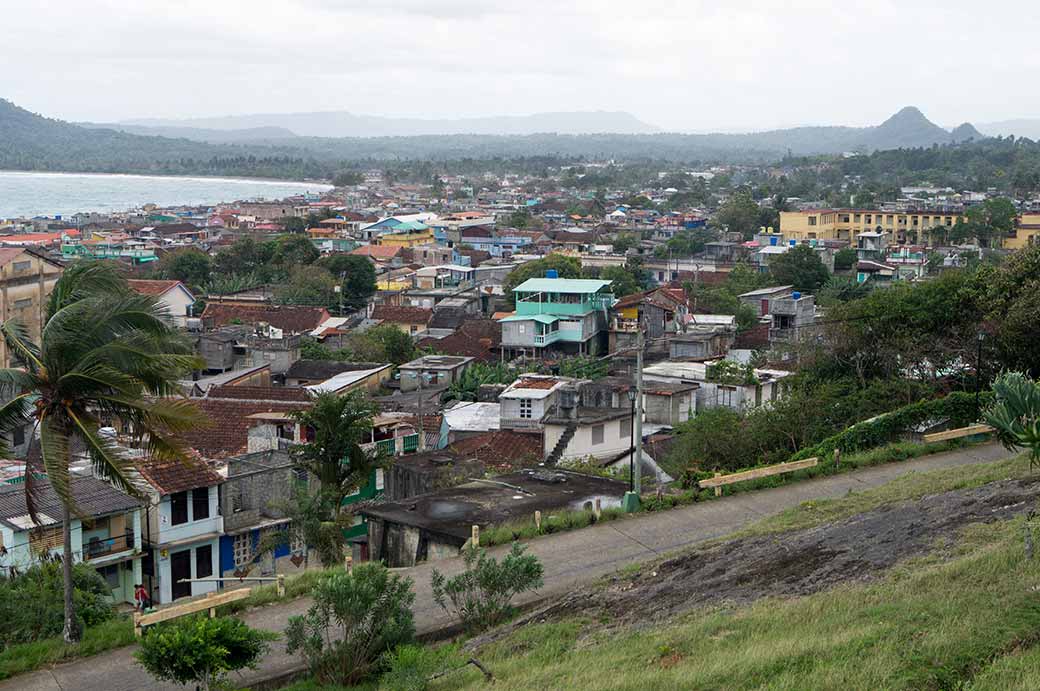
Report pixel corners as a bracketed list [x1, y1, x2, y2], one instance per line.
[473, 476, 1040, 644]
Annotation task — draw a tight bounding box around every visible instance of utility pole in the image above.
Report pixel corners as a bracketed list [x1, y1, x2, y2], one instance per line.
[416, 371, 426, 452]
[623, 320, 644, 512]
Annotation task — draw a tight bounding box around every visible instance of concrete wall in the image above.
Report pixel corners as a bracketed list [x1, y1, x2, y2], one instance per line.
[147, 486, 223, 546]
[544, 417, 631, 462]
[644, 392, 694, 425]
[0, 251, 63, 367]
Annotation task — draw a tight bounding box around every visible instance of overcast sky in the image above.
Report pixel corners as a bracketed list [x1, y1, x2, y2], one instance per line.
[3, 0, 1037, 132]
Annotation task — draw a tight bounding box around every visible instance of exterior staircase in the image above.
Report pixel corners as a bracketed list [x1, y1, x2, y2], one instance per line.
[544, 422, 578, 467]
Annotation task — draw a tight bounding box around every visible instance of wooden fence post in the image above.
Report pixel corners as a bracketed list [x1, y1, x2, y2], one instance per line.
[714, 472, 722, 497]
[133, 611, 143, 637]
[534, 510, 542, 531]
[471, 524, 480, 548]
[276, 574, 285, 597]
[594, 498, 602, 519]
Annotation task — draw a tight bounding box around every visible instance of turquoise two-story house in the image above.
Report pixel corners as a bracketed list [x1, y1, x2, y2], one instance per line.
[499, 274, 615, 358]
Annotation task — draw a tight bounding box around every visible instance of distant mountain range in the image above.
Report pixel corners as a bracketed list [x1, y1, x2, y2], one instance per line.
[0, 98, 1010, 180]
[113, 110, 662, 138]
[88, 106, 985, 154]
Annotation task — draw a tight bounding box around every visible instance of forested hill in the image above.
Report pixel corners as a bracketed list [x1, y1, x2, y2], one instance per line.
[0, 99, 331, 179]
[0, 99, 1001, 179]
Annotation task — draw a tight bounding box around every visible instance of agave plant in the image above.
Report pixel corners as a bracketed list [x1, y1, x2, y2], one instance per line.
[0, 262, 204, 642]
[984, 371, 1040, 469]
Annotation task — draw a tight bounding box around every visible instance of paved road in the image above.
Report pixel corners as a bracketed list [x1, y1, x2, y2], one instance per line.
[5, 442, 1011, 691]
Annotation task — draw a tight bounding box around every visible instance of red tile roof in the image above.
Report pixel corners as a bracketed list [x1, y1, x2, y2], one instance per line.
[371, 304, 432, 325]
[418, 319, 501, 362]
[351, 245, 402, 259]
[137, 456, 224, 495]
[206, 385, 314, 402]
[178, 397, 310, 459]
[127, 279, 184, 296]
[449, 430, 543, 472]
[201, 303, 330, 333]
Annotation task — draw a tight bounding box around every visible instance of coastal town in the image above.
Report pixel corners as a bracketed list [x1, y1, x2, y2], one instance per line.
[1, 160, 1038, 600]
[3, 9, 1040, 682]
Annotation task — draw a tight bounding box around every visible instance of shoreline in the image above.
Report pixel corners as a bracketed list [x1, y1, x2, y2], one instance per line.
[0, 169, 334, 187]
[0, 170, 335, 219]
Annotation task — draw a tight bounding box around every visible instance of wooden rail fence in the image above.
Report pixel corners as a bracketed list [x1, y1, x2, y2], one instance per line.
[922, 424, 994, 444]
[698, 457, 818, 495]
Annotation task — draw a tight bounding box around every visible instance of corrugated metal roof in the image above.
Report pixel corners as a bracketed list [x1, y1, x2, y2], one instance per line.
[499, 314, 559, 324]
[0, 476, 142, 530]
[513, 278, 611, 294]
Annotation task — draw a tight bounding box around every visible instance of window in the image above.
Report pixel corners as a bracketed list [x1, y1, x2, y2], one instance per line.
[233, 533, 252, 567]
[853, 214, 861, 223]
[98, 564, 120, 589]
[865, 215, 872, 224]
[718, 385, 736, 408]
[12, 261, 30, 272]
[518, 324, 525, 334]
[591, 424, 604, 445]
[192, 488, 210, 521]
[619, 416, 632, 439]
[170, 491, 189, 525]
[519, 398, 533, 419]
[807, 216, 817, 226]
[195, 544, 213, 579]
[13, 298, 32, 309]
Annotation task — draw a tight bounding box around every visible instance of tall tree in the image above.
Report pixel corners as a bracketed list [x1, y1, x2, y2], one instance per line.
[769, 244, 830, 293]
[0, 262, 203, 642]
[284, 392, 383, 566]
[316, 254, 377, 308]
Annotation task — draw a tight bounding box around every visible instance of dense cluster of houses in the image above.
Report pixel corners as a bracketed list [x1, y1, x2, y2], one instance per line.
[4, 163, 1036, 604]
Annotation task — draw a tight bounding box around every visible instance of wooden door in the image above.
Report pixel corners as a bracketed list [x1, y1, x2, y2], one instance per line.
[170, 549, 192, 600]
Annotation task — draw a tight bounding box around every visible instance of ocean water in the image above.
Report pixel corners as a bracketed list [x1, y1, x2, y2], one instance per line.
[0, 171, 333, 219]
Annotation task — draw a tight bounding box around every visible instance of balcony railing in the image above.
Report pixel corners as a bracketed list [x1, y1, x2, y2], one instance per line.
[362, 432, 421, 457]
[534, 331, 564, 345]
[84, 532, 136, 560]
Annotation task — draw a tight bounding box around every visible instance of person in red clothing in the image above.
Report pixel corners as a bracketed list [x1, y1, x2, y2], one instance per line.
[134, 583, 150, 612]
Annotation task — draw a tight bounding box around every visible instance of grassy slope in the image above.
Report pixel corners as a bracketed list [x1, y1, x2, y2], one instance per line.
[432, 453, 1040, 690]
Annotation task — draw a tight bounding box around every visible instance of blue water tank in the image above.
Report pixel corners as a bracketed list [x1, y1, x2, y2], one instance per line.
[770, 236, 778, 246]
[789, 239, 796, 247]
[792, 291, 801, 300]
[546, 269, 558, 279]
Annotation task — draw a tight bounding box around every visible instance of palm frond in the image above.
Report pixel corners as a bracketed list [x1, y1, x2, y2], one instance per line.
[0, 320, 43, 373]
[0, 367, 37, 392]
[0, 393, 35, 457]
[45, 261, 128, 322]
[66, 407, 140, 498]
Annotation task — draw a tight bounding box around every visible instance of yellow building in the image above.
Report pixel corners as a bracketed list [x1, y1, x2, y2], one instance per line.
[0, 248, 64, 367]
[780, 209, 966, 246]
[1006, 213, 1040, 250]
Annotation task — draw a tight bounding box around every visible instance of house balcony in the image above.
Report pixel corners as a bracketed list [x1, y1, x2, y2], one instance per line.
[534, 331, 564, 346]
[83, 532, 137, 561]
[362, 432, 421, 457]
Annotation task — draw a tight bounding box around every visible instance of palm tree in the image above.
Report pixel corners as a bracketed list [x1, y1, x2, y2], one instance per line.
[0, 262, 204, 642]
[281, 391, 384, 567]
[985, 371, 1040, 469]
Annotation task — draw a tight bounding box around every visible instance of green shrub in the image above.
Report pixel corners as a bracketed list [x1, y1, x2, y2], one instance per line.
[135, 615, 275, 691]
[431, 543, 544, 633]
[286, 563, 415, 686]
[0, 562, 115, 648]
[791, 391, 990, 461]
[379, 644, 464, 691]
